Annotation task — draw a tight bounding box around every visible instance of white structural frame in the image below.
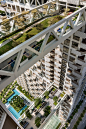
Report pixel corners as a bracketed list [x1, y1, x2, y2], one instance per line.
[0, 6, 86, 91]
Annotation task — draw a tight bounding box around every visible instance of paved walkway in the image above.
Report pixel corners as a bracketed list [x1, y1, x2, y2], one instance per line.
[67, 99, 86, 129]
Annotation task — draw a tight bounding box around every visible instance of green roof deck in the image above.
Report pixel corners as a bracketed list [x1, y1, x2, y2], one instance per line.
[43, 114, 60, 129]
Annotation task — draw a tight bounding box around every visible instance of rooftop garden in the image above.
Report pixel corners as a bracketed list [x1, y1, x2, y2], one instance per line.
[0, 15, 64, 56]
[9, 95, 25, 112]
[17, 85, 34, 101]
[0, 82, 15, 104]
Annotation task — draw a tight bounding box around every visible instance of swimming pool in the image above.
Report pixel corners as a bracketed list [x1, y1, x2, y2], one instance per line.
[8, 105, 27, 119]
[6, 89, 20, 105]
[6, 89, 27, 119]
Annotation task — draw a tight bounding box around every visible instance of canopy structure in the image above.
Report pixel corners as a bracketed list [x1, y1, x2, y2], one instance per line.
[43, 114, 60, 129]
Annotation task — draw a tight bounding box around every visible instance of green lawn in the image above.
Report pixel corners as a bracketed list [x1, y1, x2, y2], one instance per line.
[0, 15, 64, 56]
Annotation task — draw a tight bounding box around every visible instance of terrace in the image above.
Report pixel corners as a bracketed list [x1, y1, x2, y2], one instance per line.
[18, 85, 66, 128]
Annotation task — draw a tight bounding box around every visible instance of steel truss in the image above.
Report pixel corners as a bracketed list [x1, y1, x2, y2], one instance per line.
[0, 6, 86, 91]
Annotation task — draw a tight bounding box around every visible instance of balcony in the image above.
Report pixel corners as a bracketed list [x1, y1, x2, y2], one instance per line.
[73, 70, 82, 78]
[64, 39, 70, 46]
[69, 56, 75, 63]
[69, 63, 81, 70]
[62, 53, 68, 60]
[55, 49, 62, 56]
[67, 74, 77, 80]
[71, 49, 81, 56]
[54, 67, 61, 72]
[72, 80, 78, 87]
[54, 72, 60, 77]
[54, 76, 60, 81]
[55, 56, 62, 62]
[54, 79, 59, 85]
[76, 57, 85, 65]
[63, 46, 69, 53]
[73, 35, 80, 41]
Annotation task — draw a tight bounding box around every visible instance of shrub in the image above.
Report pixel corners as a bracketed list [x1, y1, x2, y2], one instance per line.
[56, 123, 61, 129]
[35, 117, 41, 127]
[26, 110, 32, 119]
[44, 91, 49, 97]
[53, 96, 58, 102]
[44, 106, 51, 117]
[35, 98, 42, 107]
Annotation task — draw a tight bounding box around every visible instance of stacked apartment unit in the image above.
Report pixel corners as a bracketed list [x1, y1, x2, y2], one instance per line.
[5, 0, 48, 14]
[16, 25, 86, 121]
[0, 106, 7, 129]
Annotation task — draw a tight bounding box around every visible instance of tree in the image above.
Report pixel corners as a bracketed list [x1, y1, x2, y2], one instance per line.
[44, 106, 51, 117]
[26, 110, 32, 119]
[35, 117, 41, 127]
[84, 90, 86, 95]
[35, 97, 42, 107]
[44, 91, 49, 97]
[53, 96, 58, 102]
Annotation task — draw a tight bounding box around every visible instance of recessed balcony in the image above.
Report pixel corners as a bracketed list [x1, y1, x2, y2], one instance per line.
[73, 70, 82, 78]
[72, 80, 78, 87]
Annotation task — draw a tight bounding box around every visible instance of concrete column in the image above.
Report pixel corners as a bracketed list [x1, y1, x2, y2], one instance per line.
[66, 2, 67, 10]
[35, 0, 37, 6]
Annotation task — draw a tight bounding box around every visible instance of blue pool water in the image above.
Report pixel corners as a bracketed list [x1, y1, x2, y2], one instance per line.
[6, 89, 20, 105]
[6, 89, 27, 119]
[8, 105, 27, 119]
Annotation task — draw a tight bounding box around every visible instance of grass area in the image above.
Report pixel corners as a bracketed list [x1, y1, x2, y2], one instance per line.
[60, 92, 65, 97]
[9, 95, 25, 112]
[0, 15, 64, 56]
